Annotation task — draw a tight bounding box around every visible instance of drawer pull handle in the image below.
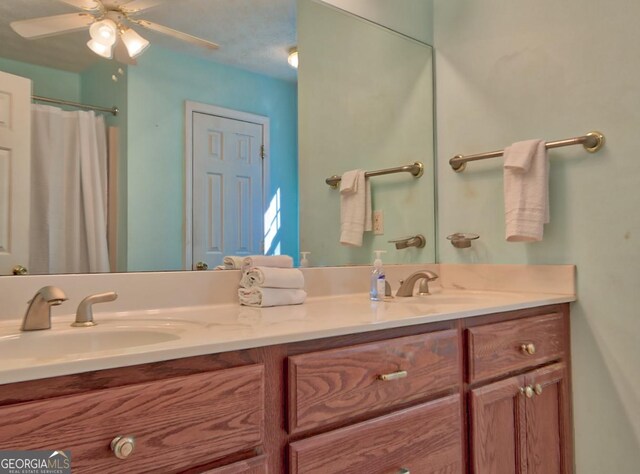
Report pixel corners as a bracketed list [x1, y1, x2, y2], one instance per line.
[520, 343, 536, 355]
[111, 435, 136, 459]
[378, 370, 408, 381]
[534, 383, 543, 395]
[398, 469, 410, 474]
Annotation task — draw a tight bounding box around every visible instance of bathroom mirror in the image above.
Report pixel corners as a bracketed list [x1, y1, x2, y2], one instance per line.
[0, 0, 435, 275]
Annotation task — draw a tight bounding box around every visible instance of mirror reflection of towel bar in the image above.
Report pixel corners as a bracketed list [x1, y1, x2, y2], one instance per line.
[325, 161, 424, 188]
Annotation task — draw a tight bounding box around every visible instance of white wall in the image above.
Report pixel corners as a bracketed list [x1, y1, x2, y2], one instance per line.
[434, 1, 640, 472]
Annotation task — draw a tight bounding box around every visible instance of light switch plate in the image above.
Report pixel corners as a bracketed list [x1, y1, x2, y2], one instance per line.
[373, 210, 384, 235]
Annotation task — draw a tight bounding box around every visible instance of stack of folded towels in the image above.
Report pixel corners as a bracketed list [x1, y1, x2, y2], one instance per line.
[236, 255, 307, 307]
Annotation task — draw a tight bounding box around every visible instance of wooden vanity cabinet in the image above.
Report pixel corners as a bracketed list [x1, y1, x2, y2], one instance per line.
[0, 365, 266, 473]
[0, 303, 572, 474]
[467, 310, 573, 474]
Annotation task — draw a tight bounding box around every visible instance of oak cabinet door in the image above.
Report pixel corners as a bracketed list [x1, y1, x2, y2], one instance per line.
[469, 375, 527, 474]
[470, 363, 572, 474]
[524, 363, 572, 474]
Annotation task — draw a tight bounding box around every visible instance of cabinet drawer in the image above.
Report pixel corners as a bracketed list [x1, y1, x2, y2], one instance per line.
[201, 455, 268, 474]
[289, 395, 462, 474]
[0, 364, 264, 473]
[467, 313, 565, 383]
[288, 330, 459, 433]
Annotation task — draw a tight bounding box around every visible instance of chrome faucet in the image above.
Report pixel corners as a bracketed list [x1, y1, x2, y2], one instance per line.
[72, 292, 118, 327]
[21, 286, 68, 331]
[396, 270, 439, 297]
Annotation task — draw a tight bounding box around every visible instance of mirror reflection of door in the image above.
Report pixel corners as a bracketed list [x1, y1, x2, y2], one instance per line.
[0, 71, 31, 275]
[187, 103, 268, 270]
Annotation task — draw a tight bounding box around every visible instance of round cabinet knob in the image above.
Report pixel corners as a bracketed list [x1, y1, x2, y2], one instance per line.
[534, 383, 543, 395]
[196, 261, 208, 271]
[111, 435, 136, 459]
[520, 343, 536, 355]
[524, 385, 535, 398]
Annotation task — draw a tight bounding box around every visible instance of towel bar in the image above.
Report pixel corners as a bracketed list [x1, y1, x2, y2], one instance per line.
[449, 131, 605, 172]
[326, 161, 424, 188]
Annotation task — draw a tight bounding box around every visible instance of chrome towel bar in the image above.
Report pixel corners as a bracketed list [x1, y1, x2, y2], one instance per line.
[326, 161, 424, 188]
[449, 131, 605, 172]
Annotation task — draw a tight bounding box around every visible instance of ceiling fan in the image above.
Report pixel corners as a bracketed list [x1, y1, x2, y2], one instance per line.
[10, 0, 219, 64]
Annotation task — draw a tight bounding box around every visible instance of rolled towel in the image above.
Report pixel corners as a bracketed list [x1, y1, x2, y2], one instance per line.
[238, 288, 307, 307]
[223, 256, 246, 269]
[242, 255, 294, 268]
[240, 267, 305, 289]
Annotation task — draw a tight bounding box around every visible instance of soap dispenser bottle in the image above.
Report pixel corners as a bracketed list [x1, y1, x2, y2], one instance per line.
[370, 250, 387, 301]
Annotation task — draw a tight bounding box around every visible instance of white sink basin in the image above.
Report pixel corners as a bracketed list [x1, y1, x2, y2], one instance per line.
[1, 329, 180, 361]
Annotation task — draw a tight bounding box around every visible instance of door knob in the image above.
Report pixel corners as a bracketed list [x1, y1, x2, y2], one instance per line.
[196, 261, 208, 271]
[534, 383, 543, 395]
[12, 265, 28, 275]
[524, 385, 534, 398]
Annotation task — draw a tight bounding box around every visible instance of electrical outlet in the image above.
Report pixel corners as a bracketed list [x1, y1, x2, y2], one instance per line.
[373, 210, 384, 235]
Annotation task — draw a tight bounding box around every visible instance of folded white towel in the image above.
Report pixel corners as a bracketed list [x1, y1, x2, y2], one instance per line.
[222, 256, 246, 269]
[504, 139, 550, 242]
[242, 255, 293, 268]
[238, 287, 307, 307]
[339, 169, 372, 247]
[240, 267, 305, 289]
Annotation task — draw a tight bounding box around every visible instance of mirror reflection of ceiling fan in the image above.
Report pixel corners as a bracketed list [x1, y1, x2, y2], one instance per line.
[9, 0, 219, 65]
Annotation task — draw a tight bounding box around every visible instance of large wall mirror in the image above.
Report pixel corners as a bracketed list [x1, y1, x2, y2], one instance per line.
[0, 0, 435, 275]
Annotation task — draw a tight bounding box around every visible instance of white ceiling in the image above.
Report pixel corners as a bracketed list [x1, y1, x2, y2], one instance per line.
[0, 0, 298, 81]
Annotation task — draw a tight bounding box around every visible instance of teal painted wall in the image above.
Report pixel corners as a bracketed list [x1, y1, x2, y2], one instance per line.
[434, 1, 640, 471]
[0, 57, 81, 102]
[126, 46, 298, 271]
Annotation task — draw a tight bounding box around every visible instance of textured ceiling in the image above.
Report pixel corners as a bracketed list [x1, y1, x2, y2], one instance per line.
[0, 0, 297, 81]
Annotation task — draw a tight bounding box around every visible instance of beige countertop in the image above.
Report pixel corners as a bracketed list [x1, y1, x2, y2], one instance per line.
[0, 288, 574, 385]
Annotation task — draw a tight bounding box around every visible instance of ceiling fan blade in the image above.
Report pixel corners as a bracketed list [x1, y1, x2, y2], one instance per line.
[114, 39, 138, 65]
[10, 13, 94, 39]
[119, 0, 166, 14]
[58, 0, 102, 12]
[134, 19, 219, 50]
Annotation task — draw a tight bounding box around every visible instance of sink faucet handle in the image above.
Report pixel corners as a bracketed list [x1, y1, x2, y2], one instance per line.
[72, 291, 118, 327]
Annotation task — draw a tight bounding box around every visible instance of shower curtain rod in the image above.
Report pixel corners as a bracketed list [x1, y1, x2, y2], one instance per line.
[32, 95, 119, 116]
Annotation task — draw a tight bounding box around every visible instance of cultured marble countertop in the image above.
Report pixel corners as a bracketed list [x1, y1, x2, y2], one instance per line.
[0, 289, 575, 385]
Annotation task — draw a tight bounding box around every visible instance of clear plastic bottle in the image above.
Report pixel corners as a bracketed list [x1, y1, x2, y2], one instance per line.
[369, 250, 387, 301]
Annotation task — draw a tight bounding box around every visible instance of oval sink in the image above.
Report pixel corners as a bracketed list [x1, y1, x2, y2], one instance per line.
[1, 329, 180, 360]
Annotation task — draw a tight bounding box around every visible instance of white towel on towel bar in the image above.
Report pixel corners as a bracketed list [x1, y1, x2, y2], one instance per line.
[339, 169, 372, 247]
[503, 139, 550, 242]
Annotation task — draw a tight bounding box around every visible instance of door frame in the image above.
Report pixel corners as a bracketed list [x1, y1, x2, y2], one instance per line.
[184, 101, 270, 270]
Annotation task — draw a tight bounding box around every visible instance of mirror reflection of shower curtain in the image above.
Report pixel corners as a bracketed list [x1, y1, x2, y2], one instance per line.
[29, 104, 110, 274]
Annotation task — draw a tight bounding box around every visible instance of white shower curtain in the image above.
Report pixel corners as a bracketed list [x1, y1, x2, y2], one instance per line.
[29, 104, 110, 274]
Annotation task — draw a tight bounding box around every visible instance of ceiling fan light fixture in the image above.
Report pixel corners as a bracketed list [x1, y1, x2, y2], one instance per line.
[87, 38, 113, 58]
[287, 47, 298, 69]
[121, 28, 150, 58]
[89, 18, 117, 46]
